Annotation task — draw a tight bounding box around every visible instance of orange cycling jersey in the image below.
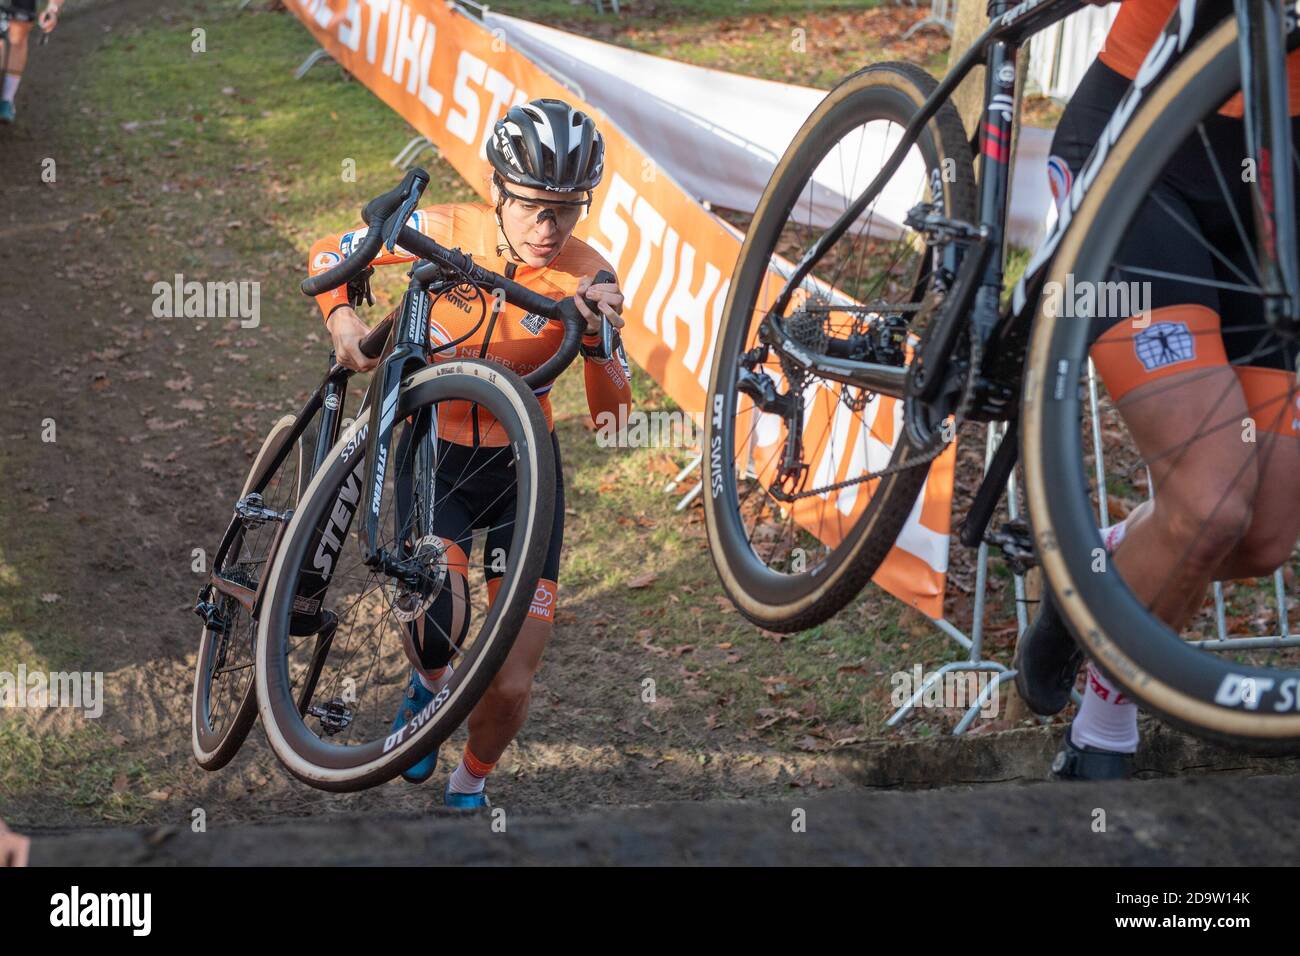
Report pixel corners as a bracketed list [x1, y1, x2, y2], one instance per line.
[1099, 0, 1300, 117]
[307, 203, 632, 447]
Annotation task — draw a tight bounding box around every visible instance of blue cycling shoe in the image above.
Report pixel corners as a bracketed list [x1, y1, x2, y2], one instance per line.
[391, 669, 440, 784]
[0, 101, 15, 124]
[444, 782, 491, 810]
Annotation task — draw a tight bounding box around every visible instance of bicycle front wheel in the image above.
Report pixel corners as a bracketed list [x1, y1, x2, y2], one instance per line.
[1024, 17, 1300, 750]
[255, 359, 555, 791]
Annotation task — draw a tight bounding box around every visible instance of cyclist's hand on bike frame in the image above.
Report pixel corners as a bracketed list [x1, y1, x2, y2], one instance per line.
[38, 1, 61, 32]
[573, 274, 625, 335]
[327, 305, 381, 373]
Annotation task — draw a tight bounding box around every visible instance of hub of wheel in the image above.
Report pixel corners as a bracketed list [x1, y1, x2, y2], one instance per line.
[385, 534, 449, 623]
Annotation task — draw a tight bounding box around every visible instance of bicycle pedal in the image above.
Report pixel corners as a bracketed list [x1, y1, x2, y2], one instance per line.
[308, 697, 354, 736]
[193, 594, 228, 631]
[985, 520, 1037, 575]
[235, 492, 292, 526]
[903, 204, 984, 244]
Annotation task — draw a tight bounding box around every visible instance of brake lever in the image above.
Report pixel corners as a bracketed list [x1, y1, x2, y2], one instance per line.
[382, 182, 423, 253]
[599, 315, 624, 362]
[584, 268, 620, 360]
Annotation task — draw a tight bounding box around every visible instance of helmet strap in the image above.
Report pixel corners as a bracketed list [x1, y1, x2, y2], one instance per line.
[492, 189, 529, 264]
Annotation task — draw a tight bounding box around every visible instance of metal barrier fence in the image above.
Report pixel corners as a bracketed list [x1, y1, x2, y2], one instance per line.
[890, 359, 1295, 734]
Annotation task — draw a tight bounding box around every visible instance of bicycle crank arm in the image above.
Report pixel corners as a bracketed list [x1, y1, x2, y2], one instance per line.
[295, 611, 340, 717]
[912, 233, 993, 403]
[958, 418, 1018, 548]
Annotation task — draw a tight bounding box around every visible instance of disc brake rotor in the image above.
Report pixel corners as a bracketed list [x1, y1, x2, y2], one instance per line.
[386, 534, 449, 623]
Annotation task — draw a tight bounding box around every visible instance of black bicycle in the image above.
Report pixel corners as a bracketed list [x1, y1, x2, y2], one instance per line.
[704, 0, 1300, 748]
[191, 169, 613, 788]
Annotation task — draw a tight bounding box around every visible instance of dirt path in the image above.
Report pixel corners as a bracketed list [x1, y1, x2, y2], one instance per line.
[30, 770, 1300, 865]
[1, 0, 877, 828]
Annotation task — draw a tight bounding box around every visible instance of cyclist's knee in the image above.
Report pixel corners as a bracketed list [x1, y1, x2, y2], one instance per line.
[1155, 480, 1256, 567]
[1225, 528, 1294, 579]
[482, 665, 536, 715]
[486, 615, 552, 709]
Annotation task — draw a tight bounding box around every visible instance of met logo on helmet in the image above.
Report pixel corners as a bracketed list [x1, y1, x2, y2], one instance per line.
[495, 127, 523, 175]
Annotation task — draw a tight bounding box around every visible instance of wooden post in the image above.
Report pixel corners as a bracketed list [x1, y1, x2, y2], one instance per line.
[948, 0, 990, 141]
[947, 0, 1030, 189]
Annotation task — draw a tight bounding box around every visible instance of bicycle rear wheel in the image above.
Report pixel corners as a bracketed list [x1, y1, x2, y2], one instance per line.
[704, 62, 976, 632]
[1024, 17, 1300, 750]
[192, 415, 305, 770]
[255, 359, 554, 791]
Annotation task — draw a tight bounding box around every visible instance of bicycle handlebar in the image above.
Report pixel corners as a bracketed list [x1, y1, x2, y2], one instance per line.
[307, 169, 615, 388]
[300, 168, 430, 298]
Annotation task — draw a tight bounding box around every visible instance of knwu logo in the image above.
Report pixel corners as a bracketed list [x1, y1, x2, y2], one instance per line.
[529, 585, 554, 621]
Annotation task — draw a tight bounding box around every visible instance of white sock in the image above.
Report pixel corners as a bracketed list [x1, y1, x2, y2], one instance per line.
[2, 74, 19, 102]
[416, 663, 452, 694]
[1071, 663, 1139, 752]
[1069, 516, 1139, 752]
[448, 756, 489, 795]
[1100, 513, 1131, 553]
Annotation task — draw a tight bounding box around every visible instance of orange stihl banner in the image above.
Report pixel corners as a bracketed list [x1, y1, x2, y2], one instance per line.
[285, 0, 957, 617]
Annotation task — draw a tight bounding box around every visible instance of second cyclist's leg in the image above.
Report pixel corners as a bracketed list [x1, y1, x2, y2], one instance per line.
[1204, 363, 1300, 584]
[1017, 59, 1136, 718]
[1103, 360, 1258, 627]
[1043, 324, 1255, 781]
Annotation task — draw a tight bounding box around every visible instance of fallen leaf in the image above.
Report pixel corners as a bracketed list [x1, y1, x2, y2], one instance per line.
[626, 571, 658, 589]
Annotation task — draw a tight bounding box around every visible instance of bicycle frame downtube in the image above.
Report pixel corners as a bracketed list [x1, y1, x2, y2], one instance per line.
[1236, 0, 1300, 329]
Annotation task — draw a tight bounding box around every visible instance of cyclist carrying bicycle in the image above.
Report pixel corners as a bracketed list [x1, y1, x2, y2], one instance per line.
[308, 99, 632, 808]
[1, 0, 59, 124]
[1016, 0, 1300, 779]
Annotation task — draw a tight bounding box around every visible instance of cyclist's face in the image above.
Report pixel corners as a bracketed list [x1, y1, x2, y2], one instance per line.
[495, 182, 586, 266]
